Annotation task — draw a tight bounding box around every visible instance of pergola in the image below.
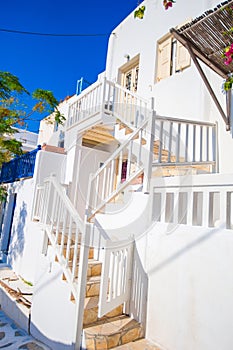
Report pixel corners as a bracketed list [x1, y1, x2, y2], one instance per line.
[170, 0, 233, 130]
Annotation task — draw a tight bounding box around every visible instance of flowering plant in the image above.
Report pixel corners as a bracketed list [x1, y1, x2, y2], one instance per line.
[134, 0, 175, 19]
[222, 44, 233, 65]
[163, 0, 176, 10]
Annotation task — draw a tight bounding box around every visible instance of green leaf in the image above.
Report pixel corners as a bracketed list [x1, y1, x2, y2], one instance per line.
[134, 6, 146, 19]
[0, 71, 28, 99]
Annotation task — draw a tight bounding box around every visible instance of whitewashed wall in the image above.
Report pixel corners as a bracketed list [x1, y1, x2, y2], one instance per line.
[140, 222, 233, 350]
[33, 149, 66, 186]
[30, 247, 77, 350]
[71, 145, 111, 218]
[133, 173, 233, 350]
[3, 149, 67, 283]
[105, 0, 232, 173]
[5, 179, 45, 284]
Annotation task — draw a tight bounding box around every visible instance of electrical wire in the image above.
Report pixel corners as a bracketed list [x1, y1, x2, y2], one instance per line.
[0, 27, 110, 37]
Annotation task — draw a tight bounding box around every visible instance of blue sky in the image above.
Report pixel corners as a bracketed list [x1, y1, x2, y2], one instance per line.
[0, 0, 138, 132]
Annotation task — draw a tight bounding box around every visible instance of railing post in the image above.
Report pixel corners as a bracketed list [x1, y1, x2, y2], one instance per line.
[101, 77, 107, 114]
[143, 109, 156, 193]
[74, 221, 92, 350]
[42, 174, 55, 225]
[213, 121, 219, 173]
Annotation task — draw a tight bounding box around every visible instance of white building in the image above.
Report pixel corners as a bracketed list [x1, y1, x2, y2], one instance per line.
[1, 1, 233, 349]
[7, 128, 38, 152]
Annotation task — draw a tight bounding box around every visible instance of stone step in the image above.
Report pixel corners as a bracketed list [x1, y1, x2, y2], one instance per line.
[57, 245, 94, 262]
[83, 296, 123, 327]
[51, 230, 80, 245]
[75, 259, 102, 278]
[83, 314, 144, 350]
[112, 338, 162, 350]
[85, 276, 101, 297]
[64, 259, 102, 281]
[70, 276, 101, 303]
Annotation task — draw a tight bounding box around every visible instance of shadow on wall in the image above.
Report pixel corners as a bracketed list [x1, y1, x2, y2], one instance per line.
[149, 223, 224, 276]
[30, 323, 75, 350]
[30, 267, 76, 350]
[8, 201, 27, 264]
[130, 247, 148, 329]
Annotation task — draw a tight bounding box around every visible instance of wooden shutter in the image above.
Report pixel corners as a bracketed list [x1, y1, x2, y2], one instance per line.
[156, 36, 172, 82]
[176, 41, 191, 71]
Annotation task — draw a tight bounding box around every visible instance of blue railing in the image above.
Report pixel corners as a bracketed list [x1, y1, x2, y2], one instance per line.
[0, 145, 41, 184]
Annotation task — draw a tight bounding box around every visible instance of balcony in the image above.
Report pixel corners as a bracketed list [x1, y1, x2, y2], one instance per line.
[0, 145, 41, 184]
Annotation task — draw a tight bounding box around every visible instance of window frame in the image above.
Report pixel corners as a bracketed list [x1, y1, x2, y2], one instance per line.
[119, 54, 140, 93]
[155, 31, 191, 83]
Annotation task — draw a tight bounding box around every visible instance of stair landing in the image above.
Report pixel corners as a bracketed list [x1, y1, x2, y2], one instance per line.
[83, 314, 144, 350]
[112, 338, 162, 349]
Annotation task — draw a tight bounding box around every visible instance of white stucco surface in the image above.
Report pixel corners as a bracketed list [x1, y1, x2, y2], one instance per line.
[3, 179, 45, 284]
[33, 149, 66, 185]
[139, 222, 233, 350]
[30, 248, 77, 350]
[71, 145, 111, 218]
[104, 0, 232, 173]
[95, 191, 150, 240]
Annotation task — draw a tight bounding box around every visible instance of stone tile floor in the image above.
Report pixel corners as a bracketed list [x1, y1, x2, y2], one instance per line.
[0, 309, 51, 349]
[0, 263, 51, 349]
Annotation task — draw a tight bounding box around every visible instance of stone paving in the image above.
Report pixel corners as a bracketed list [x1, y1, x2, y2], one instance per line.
[0, 309, 51, 349]
[0, 263, 51, 350]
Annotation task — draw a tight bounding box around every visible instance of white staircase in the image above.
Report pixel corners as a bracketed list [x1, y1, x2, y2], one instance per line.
[32, 78, 219, 350]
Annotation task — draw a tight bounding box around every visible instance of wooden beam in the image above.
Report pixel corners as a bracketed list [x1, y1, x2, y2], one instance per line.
[171, 28, 230, 129]
[170, 28, 228, 79]
[187, 45, 230, 129]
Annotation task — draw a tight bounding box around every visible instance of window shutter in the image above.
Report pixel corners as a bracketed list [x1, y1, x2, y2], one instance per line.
[156, 36, 172, 82]
[176, 41, 191, 71]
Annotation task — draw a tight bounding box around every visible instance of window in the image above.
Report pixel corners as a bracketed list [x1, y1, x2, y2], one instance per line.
[156, 34, 191, 82]
[119, 54, 140, 93]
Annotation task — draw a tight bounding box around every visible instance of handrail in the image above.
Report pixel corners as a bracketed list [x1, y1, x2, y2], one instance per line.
[87, 118, 150, 220]
[156, 114, 216, 127]
[66, 78, 149, 131]
[33, 175, 85, 297]
[46, 175, 84, 231]
[151, 173, 233, 229]
[153, 116, 218, 171]
[0, 145, 41, 184]
[33, 175, 92, 349]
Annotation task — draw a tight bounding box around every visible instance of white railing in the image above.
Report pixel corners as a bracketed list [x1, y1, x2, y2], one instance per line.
[32, 176, 100, 349]
[151, 174, 233, 229]
[32, 184, 44, 221]
[67, 81, 103, 129]
[32, 175, 86, 298]
[87, 118, 151, 220]
[153, 116, 218, 172]
[98, 238, 134, 318]
[66, 78, 149, 131]
[113, 82, 149, 127]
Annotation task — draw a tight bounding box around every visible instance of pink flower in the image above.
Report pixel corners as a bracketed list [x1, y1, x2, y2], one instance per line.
[225, 56, 233, 65]
[163, 0, 173, 10]
[225, 49, 232, 57]
[165, 1, 173, 9]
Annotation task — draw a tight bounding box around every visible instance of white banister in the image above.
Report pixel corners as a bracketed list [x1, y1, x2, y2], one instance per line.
[151, 174, 233, 230]
[66, 79, 149, 131]
[153, 115, 218, 172]
[98, 238, 134, 318]
[33, 175, 86, 291]
[87, 118, 151, 220]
